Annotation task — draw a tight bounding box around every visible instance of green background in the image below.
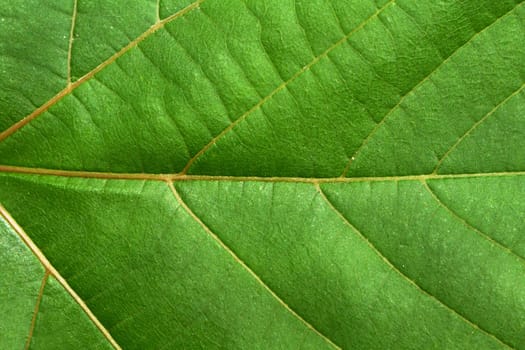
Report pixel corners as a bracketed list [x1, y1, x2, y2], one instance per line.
[1, 0, 524, 348]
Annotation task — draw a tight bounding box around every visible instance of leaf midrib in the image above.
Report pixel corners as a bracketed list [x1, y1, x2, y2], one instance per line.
[4, 164, 525, 274]
[1, 165, 524, 183]
[4, 163, 525, 266]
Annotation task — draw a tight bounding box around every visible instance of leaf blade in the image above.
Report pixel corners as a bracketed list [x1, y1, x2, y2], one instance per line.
[1, 0, 524, 348]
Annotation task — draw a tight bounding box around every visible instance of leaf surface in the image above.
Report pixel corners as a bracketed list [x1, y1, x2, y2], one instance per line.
[1, 0, 524, 349]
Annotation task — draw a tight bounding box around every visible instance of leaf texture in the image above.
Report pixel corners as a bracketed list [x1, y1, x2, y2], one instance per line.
[0, 0, 524, 349]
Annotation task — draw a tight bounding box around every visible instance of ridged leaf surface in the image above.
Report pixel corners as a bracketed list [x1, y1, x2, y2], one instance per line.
[1, 0, 524, 349]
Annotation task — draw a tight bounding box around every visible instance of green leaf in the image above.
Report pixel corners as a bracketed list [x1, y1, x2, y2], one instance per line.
[1, 0, 524, 349]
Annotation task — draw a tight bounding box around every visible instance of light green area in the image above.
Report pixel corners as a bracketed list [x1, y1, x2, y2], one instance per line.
[28, 276, 113, 349]
[0, 0, 524, 349]
[0, 216, 44, 348]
